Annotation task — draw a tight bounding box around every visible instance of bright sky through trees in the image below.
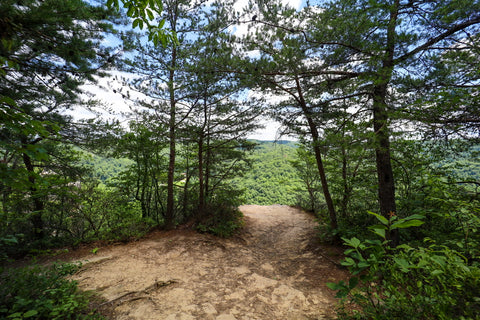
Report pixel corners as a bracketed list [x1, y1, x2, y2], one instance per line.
[79, 0, 303, 140]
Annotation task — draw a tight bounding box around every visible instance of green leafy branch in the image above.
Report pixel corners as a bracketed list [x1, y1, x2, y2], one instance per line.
[106, 0, 177, 47]
[327, 211, 425, 298]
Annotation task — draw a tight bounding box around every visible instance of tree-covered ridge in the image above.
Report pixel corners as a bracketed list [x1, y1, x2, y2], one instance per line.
[81, 151, 133, 182]
[234, 140, 303, 206]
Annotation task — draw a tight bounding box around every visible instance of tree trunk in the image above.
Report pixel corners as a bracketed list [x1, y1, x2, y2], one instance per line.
[197, 93, 208, 215]
[372, 0, 400, 245]
[198, 134, 205, 213]
[21, 147, 45, 240]
[309, 122, 338, 230]
[165, 44, 177, 230]
[295, 77, 338, 230]
[340, 143, 349, 217]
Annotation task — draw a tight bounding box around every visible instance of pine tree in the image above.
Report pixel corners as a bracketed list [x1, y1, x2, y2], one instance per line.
[0, 0, 116, 240]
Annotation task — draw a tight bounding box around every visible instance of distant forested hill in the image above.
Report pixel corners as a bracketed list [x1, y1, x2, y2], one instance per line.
[80, 141, 305, 205]
[448, 145, 480, 181]
[82, 152, 133, 182]
[82, 141, 479, 206]
[233, 140, 305, 205]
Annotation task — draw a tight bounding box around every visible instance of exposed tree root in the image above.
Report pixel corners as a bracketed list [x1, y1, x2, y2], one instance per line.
[100, 279, 178, 307]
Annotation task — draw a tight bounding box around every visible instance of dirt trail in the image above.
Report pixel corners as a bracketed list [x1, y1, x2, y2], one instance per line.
[71, 205, 348, 320]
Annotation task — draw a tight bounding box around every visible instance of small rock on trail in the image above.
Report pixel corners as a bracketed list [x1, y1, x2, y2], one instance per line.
[71, 205, 348, 319]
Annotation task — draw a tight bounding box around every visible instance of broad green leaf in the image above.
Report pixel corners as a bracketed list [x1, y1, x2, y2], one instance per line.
[403, 214, 426, 221]
[127, 5, 135, 17]
[132, 19, 140, 29]
[343, 237, 361, 248]
[394, 257, 411, 272]
[431, 269, 444, 276]
[370, 227, 386, 239]
[326, 281, 343, 290]
[367, 211, 388, 225]
[391, 219, 424, 229]
[341, 257, 356, 266]
[147, 8, 154, 20]
[23, 310, 38, 318]
[159, 18, 166, 29]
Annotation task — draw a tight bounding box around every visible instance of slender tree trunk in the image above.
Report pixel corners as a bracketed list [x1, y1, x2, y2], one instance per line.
[204, 115, 211, 202]
[372, 0, 400, 245]
[340, 143, 349, 217]
[295, 77, 338, 230]
[181, 154, 191, 219]
[198, 134, 205, 212]
[165, 44, 177, 230]
[21, 144, 44, 240]
[197, 92, 208, 215]
[308, 122, 338, 230]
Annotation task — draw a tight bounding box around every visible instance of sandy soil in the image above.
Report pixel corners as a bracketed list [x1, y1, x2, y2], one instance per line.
[70, 205, 348, 320]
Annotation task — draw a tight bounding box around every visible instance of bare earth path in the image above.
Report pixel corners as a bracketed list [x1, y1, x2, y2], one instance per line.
[71, 205, 348, 319]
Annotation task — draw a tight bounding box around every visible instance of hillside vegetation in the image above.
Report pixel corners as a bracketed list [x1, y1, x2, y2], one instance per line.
[234, 141, 303, 206]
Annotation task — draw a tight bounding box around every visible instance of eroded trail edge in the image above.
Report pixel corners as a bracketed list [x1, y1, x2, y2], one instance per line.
[72, 205, 348, 319]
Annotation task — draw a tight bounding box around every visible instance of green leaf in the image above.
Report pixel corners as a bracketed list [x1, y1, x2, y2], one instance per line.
[158, 18, 166, 29]
[403, 214, 425, 221]
[370, 227, 386, 239]
[341, 257, 356, 266]
[132, 19, 140, 29]
[343, 237, 361, 248]
[326, 281, 342, 290]
[127, 5, 135, 17]
[391, 219, 424, 229]
[23, 310, 38, 318]
[367, 211, 388, 225]
[394, 257, 411, 272]
[146, 8, 154, 20]
[431, 269, 444, 276]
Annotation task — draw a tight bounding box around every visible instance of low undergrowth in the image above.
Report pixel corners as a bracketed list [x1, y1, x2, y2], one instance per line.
[0, 262, 104, 320]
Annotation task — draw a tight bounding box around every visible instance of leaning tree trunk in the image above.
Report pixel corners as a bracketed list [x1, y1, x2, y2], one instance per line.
[295, 77, 338, 230]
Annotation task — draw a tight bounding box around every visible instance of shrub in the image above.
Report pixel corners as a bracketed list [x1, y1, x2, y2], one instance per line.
[0, 262, 103, 319]
[328, 212, 480, 320]
[196, 205, 244, 238]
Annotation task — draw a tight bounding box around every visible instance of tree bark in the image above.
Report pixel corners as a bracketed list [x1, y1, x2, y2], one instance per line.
[197, 133, 205, 213]
[21, 145, 45, 240]
[165, 46, 177, 230]
[164, 1, 180, 230]
[371, 0, 400, 245]
[295, 77, 338, 230]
